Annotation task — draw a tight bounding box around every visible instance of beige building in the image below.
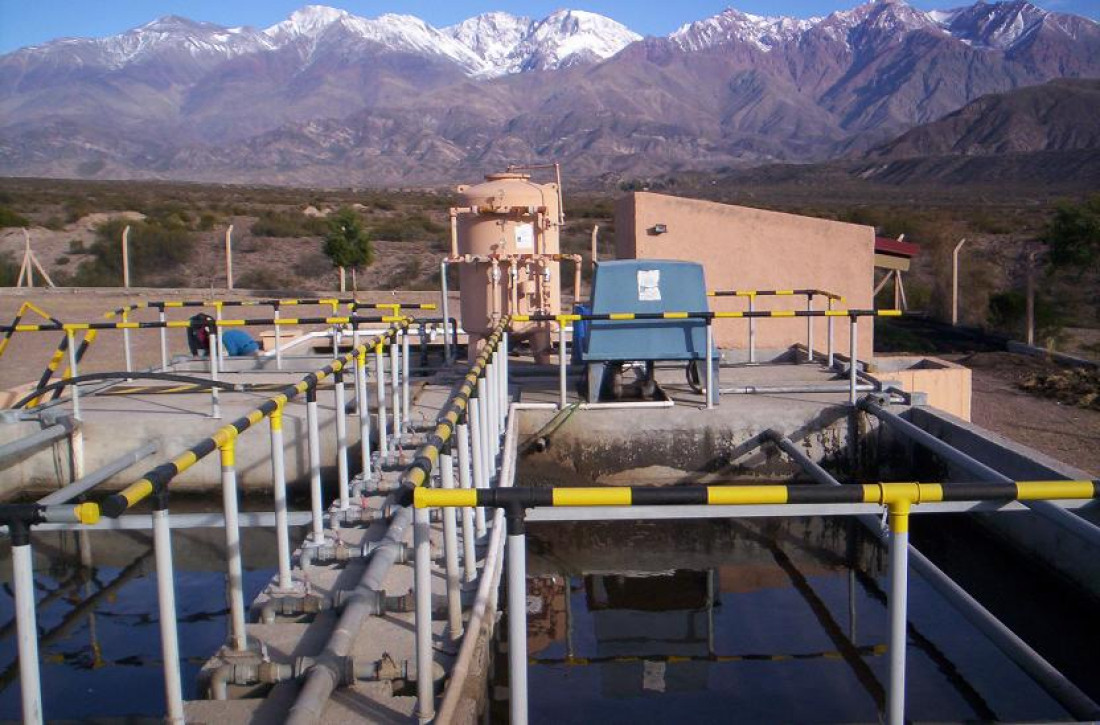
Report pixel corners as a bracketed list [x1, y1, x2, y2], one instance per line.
[615, 192, 876, 360]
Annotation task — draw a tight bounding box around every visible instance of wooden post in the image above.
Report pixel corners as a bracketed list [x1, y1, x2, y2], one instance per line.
[952, 238, 967, 326]
[339, 267, 346, 293]
[225, 225, 234, 290]
[1025, 251, 1036, 346]
[122, 225, 131, 289]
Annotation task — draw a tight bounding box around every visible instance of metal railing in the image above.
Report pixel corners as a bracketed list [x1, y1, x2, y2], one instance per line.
[709, 288, 845, 364]
[416, 480, 1100, 725]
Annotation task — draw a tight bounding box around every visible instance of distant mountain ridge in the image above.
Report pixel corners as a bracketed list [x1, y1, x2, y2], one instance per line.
[1, 1, 1098, 185]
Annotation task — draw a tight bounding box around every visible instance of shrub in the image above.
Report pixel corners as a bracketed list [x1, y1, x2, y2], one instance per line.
[68, 239, 86, 253]
[251, 210, 327, 238]
[237, 268, 290, 290]
[0, 251, 20, 286]
[72, 217, 195, 286]
[0, 206, 29, 228]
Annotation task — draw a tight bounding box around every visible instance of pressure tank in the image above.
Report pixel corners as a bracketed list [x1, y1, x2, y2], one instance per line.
[453, 171, 562, 362]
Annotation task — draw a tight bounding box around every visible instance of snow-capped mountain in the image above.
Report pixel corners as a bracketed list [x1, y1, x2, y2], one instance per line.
[0, 1, 1097, 185]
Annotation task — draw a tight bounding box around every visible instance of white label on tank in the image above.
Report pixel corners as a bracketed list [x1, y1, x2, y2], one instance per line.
[638, 270, 661, 301]
[515, 223, 534, 250]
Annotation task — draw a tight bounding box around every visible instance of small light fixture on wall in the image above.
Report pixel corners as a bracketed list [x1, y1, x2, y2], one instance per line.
[649, 224, 668, 235]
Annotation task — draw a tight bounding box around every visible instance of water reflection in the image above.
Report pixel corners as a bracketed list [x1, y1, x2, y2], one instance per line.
[521, 518, 1072, 724]
[0, 523, 296, 720]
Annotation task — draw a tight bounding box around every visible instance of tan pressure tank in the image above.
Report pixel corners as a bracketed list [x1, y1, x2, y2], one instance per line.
[452, 170, 562, 362]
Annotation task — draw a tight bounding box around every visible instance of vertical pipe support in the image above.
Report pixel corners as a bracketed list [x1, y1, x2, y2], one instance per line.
[705, 320, 714, 410]
[334, 369, 350, 510]
[806, 293, 814, 362]
[306, 386, 325, 544]
[122, 308, 133, 375]
[414, 505, 435, 722]
[440, 448, 463, 638]
[558, 323, 567, 408]
[849, 315, 859, 406]
[827, 297, 835, 368]
[456, 422, 477, 580]
[390, 332, 402, 446]
[375, 342, 389, 461]
[158, 309, 169, 371]
[269, 403, 294, 590]
[210, 325, 221, 419]
[65, 330, 81, 421]
[440, 260, 452, 365]
[219, 434, 248, 652]
[402, 326, 411, 431]
[506, 510, 529, 725]
[748, 294, 757, 364]
[887, 498, 911, 725]
[274, 305, 283, 371]
[11, 525, 43, 725]
[469, 396, 487, 537]
[356, 346, 372, 482]
[152, 495, 185, 723]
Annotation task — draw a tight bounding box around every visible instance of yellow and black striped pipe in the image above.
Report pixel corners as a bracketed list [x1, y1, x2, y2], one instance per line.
[708, 288, 845, 302]
[102, 298, 436, 312]
[509, 310, 900, 324]
[1, 315, 404, 333]
[415, 481, 1100, 511]
[395, 318, 509, 499]
[99, 320, 410, 519]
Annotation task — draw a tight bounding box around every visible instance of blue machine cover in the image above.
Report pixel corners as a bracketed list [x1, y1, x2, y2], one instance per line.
[582, 259, 710, 362]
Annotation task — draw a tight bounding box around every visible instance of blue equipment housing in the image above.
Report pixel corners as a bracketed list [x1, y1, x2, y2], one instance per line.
[577, 260, 717, 402]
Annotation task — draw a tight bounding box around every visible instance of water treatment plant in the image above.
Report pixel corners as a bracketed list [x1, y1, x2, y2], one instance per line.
[0, 168, 1098, 725]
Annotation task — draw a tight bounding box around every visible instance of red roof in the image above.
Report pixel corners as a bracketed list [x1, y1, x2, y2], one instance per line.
[875, 236, 919, 258]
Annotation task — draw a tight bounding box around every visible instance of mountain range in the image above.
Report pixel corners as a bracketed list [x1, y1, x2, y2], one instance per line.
[0, 1, 1098, 185]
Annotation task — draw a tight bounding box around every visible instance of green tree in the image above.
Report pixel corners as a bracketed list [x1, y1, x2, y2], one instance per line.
[1045, 195, 1100, 273]
[323, 208, 373, 292]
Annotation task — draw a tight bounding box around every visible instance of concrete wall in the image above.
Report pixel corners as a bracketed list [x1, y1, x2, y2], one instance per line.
[615, 193, 876, 359]
[873, 356, 972, 421]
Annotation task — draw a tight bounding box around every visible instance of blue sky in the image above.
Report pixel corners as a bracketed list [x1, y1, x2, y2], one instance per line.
[1, 0, 1098, 53]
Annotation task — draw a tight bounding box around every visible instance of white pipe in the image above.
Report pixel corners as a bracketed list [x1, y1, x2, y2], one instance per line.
[210, 327, 221, 419]
[558, 324, 567, 408]
[153, 507, 185, 723]
[578, 400, 674, 410]
[221, 446, 248, 652]
[478, 380, 492, 485]
[274, 307, 283, 370]
[270, 411, 293, 591]
[748, 295, 757, 364]
[507, 528, 528, 725]
[469, 397, 487, 537]
[441, 450, 463, 638]
[849, 317, 858, 406]
[39, 440, 157, 505]
[334, 371, 350, 510]
[391, 334, 402, 446]
[12, 542, 43, 725]
[306, 393, 325, 544]
[806, 295, 814, 363]
[414, 505, 435, 722]
[402, 329, 411, 433]
[887, 514, 909, 725]
[375, 343, 388, 461]
[705, 322, 714, 409]
[122, 311, 133, 376]
[440, 260, 452, 365]
[159, 309, 169, 371]
[827, 298, 835, 368]
[356, 348, 372, 483]
[66, 331, 81, 421]
[457, 423, 477, 581]
[952, 238, 967, 326]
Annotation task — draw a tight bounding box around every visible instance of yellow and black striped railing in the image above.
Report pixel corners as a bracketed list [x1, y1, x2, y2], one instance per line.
[510, 309, 900, 324]
[416, 480, 1100, 516]
[396, 318, 508, 497]
[0, 315, 407, 333]
[709, 288, 845, 301]
[98, 319, 410, 519]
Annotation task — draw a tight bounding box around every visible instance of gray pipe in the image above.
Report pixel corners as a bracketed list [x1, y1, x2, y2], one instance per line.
[0, 421, 71, 466]
[860, 399, 1100, 548]
[286, 498, 415, 725]
[769, 430, 1100, 719]
[722, 384, 876, 395]
[38, 441, 157, 506]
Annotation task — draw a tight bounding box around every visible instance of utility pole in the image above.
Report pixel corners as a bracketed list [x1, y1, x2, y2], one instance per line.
[951, 238, 966, 326]
[122, 225, 131, 289]
[225, 225, 234, 290]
